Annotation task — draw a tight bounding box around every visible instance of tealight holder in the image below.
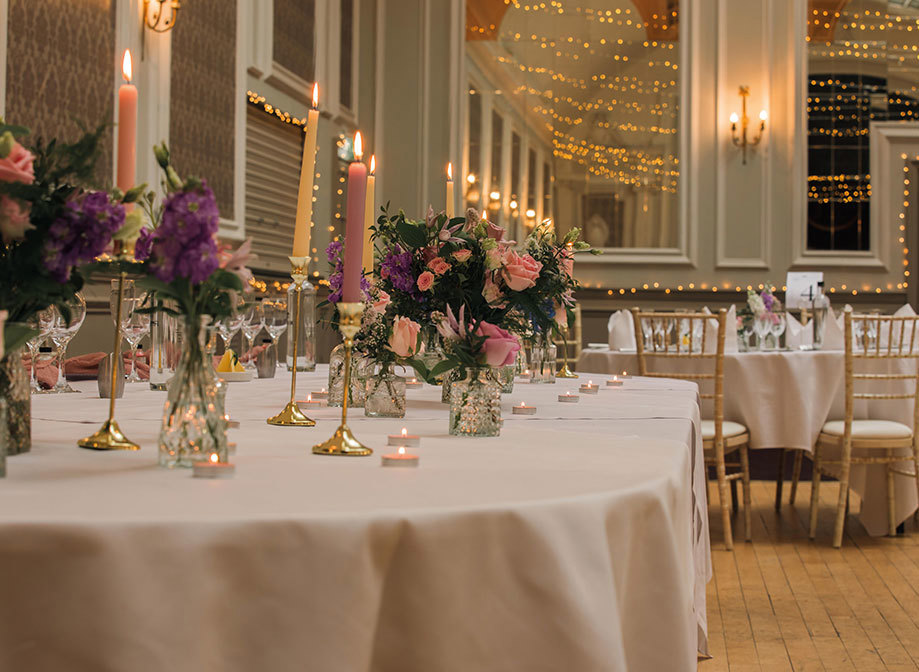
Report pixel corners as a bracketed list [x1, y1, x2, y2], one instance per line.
[311, 388, 329, 400]
[558, 391, 580, 403]
[619, 371, 632, 379]
[512, 402, 537, 415]
[579, 381, 599, 394]
[297, 394, 323, 410]
[388, 427, 420, 447]
[313, 302, 372, 456]
[606, 376, 623, 387]
[78, 263, 140, 451]
[381, 445, 419, 467]
[267, 256, 316, 427]
[405, 378, 423, 390]
[192, 452, 236, 478]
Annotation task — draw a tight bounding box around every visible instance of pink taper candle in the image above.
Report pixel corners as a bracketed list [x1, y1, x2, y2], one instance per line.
[117, 50, 137, 194]
[342, 131, 367, 303]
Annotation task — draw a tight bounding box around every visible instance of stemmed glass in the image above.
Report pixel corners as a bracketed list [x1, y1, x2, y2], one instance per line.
[110, 279, 148, 383]
[769, 311, 786, 351]
[264, 295, 289, 368]
[240, 299, 264, 370]
[26, 308, 55, 392]
[753, 314, 772, 351]
[217, 292, 246, 354]
[49, 293, 87, 393]
[124, 309, 151, 383]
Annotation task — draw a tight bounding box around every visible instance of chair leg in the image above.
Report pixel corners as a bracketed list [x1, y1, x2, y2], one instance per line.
[740, 445, 752, 542]
[790, 450, 804, 506]
[809, 443, 822, 540]
[775, 448, 786, 511]
[731, 479, 738, 513]
[913, 438, 919, 529]
[833, 442, 853, 549]
[715, 441, 734, 550]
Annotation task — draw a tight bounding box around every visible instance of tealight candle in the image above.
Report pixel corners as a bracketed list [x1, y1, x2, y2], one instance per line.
[311, 388, 329, 400]
[606, 375, 623, 387]
[620, 370, 632, 379]
[558, 391, 580, 403]
[405, 377, 423, 389]
[388, 427, 420, 447]
[381, 445, 419, 467]
[517, 369, 532, 382]
[193, 453, 236, 479]
[297, 393, 323, 409]
[579, 380, 599, 394]
[512, 401, 536, 415]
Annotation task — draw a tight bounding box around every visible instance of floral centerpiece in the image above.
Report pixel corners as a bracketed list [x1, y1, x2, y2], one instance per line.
[129, 143, 252, 467]
[0, 121, 139, 454]
[741, 285, 783, 350]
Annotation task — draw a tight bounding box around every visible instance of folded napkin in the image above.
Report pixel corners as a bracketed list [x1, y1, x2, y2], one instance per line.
[785, 311, 812, 349]
[700, 305, 738, 353]
[880, 303, 917, 347]
[607, 310, 636, 351]
[24, 351, 150, 389]
[821, 305, 847, 350]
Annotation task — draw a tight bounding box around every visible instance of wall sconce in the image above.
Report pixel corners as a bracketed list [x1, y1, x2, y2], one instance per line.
[144, 0, 181, 33]
[729, 86, 766, 165]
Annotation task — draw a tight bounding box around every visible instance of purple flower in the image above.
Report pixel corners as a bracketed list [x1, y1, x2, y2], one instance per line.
[134, 227, 154, 261]
[43, 191, 125, 282]
[380, 246, 419, 297]
[147, 181, 220, 284]
[761, 292, 775, 312]
[325, 239, 370, 303]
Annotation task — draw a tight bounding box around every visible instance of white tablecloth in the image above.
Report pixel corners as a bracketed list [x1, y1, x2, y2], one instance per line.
[0, 367, 708, 672]
[578, 348, 919, 535]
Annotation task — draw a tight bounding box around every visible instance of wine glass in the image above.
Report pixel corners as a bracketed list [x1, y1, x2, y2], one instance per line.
[769, 311, 786, 351]
[26, 308, 55, 393]
[124, 307, 151, 383]
[240, 299, 264, 370]
[217, 292, 246, 354]
[753, 314, 772, 351]
[49, 293, 87, 393]
[264, 295, 288, 368]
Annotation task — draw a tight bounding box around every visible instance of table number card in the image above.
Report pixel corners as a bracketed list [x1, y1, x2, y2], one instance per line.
[785, 272, 824, 309]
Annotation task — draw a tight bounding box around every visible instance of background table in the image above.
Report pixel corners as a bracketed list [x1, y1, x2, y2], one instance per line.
[578, 347, 919, 535]
[0, 367, 707, 672]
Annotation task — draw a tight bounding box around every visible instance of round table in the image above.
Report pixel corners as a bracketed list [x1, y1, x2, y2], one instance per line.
[0, 367, 707, 672]
[578, 347, 919, 536]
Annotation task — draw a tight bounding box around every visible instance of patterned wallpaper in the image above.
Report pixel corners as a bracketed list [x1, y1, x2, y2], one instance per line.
[273, 0, 315, 82]
[170, 0, 237, 219]
[6, 0, 115, 185]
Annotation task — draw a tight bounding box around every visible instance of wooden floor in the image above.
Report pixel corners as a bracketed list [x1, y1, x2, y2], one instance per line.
[701, 480, 919, 672]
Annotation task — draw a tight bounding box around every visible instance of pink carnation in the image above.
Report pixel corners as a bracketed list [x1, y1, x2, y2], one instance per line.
[500, 250, 542, 291]
[417, 271, 435, 292]
[427, 257, 451, 275]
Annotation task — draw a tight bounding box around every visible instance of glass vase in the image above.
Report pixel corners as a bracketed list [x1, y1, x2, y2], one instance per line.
[449, 368, 502, 437]
[158, 316, 228, 468]
[499, 365, 515, 393]
[0, 347, 30, 455]
[286, 279, 317, 371]
[442, 368, 462, 403]
[327, 343, 372, 408]
[529, 336, 557, 384]
[148, 297, 182, 391]
[364, 364, 406, 418]
[415, 329, 446, 383]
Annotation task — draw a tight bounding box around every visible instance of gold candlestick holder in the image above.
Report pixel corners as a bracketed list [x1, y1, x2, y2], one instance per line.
[78, 269, 140, 450]
[312, 301, 371, 456]
[556, 326, 578, 379]
[267, 256, 316, 426]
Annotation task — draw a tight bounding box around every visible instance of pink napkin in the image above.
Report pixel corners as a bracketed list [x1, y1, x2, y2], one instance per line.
[23, 352, 150, 389]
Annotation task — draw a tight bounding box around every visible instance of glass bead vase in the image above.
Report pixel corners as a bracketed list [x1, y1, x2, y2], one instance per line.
[441, 368, 462, 403]
[364, 364, 406, 418]
[286, 279, 317, 371]
[327, 343, 372, 408]
[148, 297, 182, 391]
[158, 316, 228, 468]
[499, 365, 515, 393]
[0, 347, 30, 455]
[449, 368, 502, 437]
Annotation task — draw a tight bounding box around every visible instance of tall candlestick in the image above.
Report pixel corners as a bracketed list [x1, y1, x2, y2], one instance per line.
[117, 50, 137, 194]
[342, 132, 367, 303]
[362, 155, 376, 273]
[446, 162, 454, 218]
[293, 83, 320, 258]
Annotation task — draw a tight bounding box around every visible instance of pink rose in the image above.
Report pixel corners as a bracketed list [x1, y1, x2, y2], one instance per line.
[371, 290, 391, 314]
[417, 271, 435, 292]
[483, 274, 505, 307]
[500, 250, 542, 291]
[452, 249, 471, 263]
[475, 320, 521, 367]
[427, 257, 451, 275]
[0, 195, 32, 243]
[0, 142, 34, 185]
[389, 316, 421, 358]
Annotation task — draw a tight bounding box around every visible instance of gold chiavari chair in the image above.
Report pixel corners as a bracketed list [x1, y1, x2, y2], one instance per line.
[808, 307, 919, 548]
[631, 308, 752, 550]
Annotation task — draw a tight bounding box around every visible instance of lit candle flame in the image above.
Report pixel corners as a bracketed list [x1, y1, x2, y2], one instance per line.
[311, 82, 319, 109]
[482, 209, 487, 221]
[370, 155, 376, 175]
[622, 370, 627, 376]
[308, 394, 312, 402]
[354, 131, 363, 160]
[401, 427, 407, 437]
[122, 49, 133, 83]
[209, 453, 219, 464]
[447, 162, 453, 181]
[398, 446, 406, 456]
[321, 387, 326, 393]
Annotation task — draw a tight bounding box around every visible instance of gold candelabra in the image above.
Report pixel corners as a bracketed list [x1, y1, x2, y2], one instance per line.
[312, 302, 371, 456]
[267, 256, 316, 426]
[556, 326, 578, 378]
[729, 86, 767, 165]
[78, 269, 140, 450]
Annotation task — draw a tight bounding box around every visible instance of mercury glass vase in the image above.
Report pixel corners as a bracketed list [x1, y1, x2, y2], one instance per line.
[449, 368, 502, 437]
[327, 343, 372, 408]
[158, 316, 228, 468]
[364, 364, 406, 418]
[0, 347, 30, 455]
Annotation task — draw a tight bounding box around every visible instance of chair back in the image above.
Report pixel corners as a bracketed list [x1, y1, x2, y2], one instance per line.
[631, 307, 727, 445]
[842, 307, 919, 441]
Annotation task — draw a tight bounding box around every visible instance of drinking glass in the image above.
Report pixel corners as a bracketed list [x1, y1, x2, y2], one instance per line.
[240, 300, 264, 370]
[263, 295, 288, 368]
[769, 311, 786, 350]
[124, 307, 151, 383]
[26, 308, 55, 393]
[753, 314, 772, 351]
[49, 293, 87, 393]
[217, 292, 246, 354]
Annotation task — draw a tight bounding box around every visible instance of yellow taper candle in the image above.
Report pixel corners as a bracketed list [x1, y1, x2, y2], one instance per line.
[362, 155, 376, 273]
[292, 83, 320, 258]
[446, 162, 454, 218]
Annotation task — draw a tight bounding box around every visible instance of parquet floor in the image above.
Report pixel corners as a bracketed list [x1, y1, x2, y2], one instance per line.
[701, 480, 919, 671]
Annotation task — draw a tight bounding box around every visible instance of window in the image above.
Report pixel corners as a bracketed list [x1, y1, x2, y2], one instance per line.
[510, 131, 522, 236]
[339, 0, 354, 110]
[467, 88, 482, 210]
[488, 111, 504, 221]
